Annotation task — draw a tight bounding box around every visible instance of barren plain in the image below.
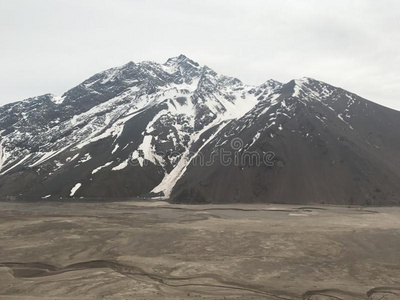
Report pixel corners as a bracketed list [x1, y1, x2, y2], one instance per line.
[0, 200, 399, 299]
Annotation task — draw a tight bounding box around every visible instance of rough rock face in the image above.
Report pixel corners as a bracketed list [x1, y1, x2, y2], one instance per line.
[172, 78, 400, 205]
[0, 55, 399, 205]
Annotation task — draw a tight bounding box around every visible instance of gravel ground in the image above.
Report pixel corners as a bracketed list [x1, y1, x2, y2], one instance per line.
[0, 200, 399, 299]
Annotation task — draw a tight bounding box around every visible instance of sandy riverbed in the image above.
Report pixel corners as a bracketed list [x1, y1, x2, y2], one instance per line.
[0, 200, 399, 299]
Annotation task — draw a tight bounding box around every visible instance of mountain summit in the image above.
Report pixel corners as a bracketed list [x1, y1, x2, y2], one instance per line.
[1, 56, 399, 205]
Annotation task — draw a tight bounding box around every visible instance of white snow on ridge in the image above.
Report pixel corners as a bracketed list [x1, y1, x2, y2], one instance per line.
[78, 153, 92, 164]
[100, 66, 122, 84]
[0, 154, 32, 176]
[74, 110, 140, 150]
[146, 109, 169, 133]
[258, 93, 281, 116]
[247, 132, 261, 149]
[151, 119, 230, 198]
[29, 144, 71, 168]
[162, 77, 200, 94]
[92, 161, 113, 174]
[131, 150, 145, 167]
[70, 183, 82, 197]
[315, 115, 326, 124]
[149, 83, 264, 197]
[0, 142, 6, 171]
[112, 159, 129, 171]
[50, 95, 65, 105]
[137, 135, 166, 167]
[111, 144, 119, 154]
[293, 78, 309, 97]
[0, 60, 264, 175]
[66, 153, 79, 162]
[218, 92, 258, 120]
[338, 114, 354, 130]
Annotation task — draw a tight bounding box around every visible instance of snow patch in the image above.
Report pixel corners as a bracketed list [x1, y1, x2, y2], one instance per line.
[51, 95, 65, 105]
[78, 153, 92, 164]
[92, 161, 113, 174]
[136, 135, 165, 167]
[112, 159, 130, 171]
[247, 132, 261, 149]
[0, 154, 32, 176]
[338, 114, 354, 130]
[315, 115, 326, 124]
[70, 183, 82, 197]
[152, 119, 230, 198]
[66, 153, 80, 162]
[0, 142, 6, 171]
[111, 144, 119, 154]
[293, 78, 309, 97]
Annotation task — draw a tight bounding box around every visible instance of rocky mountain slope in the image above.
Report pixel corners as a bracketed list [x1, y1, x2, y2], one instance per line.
[1, 55, 399, 205]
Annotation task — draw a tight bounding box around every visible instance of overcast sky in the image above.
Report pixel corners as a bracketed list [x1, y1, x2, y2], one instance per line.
[1, 0, 399, 110]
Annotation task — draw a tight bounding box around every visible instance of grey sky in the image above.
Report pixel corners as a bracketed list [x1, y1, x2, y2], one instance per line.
[1, 0, 399, 110]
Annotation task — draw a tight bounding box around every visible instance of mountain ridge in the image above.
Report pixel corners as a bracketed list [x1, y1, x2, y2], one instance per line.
[1, 55, 399, 205]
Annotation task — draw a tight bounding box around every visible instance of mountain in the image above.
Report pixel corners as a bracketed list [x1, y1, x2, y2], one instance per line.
[0, 55, 399, 205]
[171, 78, 400, 205]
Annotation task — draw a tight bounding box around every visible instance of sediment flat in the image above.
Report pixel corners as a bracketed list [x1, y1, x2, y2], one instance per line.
[0, 200, 399, 299]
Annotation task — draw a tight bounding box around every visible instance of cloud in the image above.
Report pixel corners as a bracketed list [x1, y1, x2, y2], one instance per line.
[0, 0, 399, 110]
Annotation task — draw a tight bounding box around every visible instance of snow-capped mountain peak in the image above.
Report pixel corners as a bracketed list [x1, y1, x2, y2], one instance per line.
[164, 54, 200, 69]
[1, 56, 400, 206]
